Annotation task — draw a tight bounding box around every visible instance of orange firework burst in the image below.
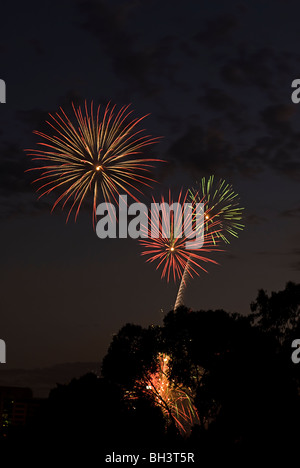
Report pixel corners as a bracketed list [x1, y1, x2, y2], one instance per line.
[139, 190, 222, 282]
[129, 353, 200, 434]
[26, 102, 162, 225]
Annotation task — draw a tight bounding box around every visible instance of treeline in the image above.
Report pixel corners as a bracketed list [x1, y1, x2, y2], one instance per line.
[2, 282, 300, 463]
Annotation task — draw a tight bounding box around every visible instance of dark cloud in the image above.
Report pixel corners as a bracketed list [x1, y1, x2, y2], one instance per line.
[77, 0, 178, 96]
[194, 13, 238, 47]
[0, 133, 55, 220]
[168, 86, 300, 180]
[292, 261, 300, 271]
[16, 90, 84, 129]
[271, 148, 300, 180]
[168, 125, 300, 179]
[28, 38, 44, 56]
[220, 47, 297, 93]
[78, 0, 132, 41]
[261, 104, 296, 134]
[16, 108, 50, 129]
[167, 122, 277, 178]
[167, 125, 233, 175]
[2, 91, 85, 219]
[200, 88, 237, 112]
[223, 252, 238, 261]
[254, 250, 281, 256]
[288, 247, 300, 271]
[280, 206, 300, 218]
[221, 47, 272, 87]
[246, 213, 267, 224]
[0, 143, 30, 194]
[0, 195, 50, 221]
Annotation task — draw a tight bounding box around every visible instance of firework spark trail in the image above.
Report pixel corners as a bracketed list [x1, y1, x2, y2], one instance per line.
[173, 175, 245, 308]
[174, 257, 191, 310]
[139, 190, 222, 283]
[26, 101, 163, 226]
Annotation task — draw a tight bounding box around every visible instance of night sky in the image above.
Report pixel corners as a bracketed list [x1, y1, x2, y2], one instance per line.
[0, 0, 299, 395]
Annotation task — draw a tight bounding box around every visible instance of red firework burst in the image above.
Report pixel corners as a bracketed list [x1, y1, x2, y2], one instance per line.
[139, 190, 222, 282]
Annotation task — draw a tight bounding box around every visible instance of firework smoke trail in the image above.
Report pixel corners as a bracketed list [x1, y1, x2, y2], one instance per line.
[174, 175, 245, 309]
[139, 190, 222, 283]
[174, 257, 191, 310]
[26, 101, 162, 227]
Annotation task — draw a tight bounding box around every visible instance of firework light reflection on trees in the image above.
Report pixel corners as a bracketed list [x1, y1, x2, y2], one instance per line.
[127, 353, 200, 434]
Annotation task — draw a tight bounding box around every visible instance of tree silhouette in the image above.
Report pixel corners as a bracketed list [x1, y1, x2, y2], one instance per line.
[26, 371, 166, 461]
[3, 282, 300, 462]
[101, 290, 300, 455]
[102, 323, 190, 433]
[250, 281, 300, 344]
[102, 323, 161, 389]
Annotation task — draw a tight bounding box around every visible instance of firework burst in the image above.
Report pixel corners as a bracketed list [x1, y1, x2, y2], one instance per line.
[174, 176, 245, 308]
[26, 101, 162, 226]
[129, 353, 200, 434]
[139, 190, 222, 283]
[190, 175, 245, 244]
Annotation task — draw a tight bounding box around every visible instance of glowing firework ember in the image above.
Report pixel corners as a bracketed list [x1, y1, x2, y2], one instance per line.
[139, 190, 222, 282]
[129, 353, 200, 434]
[26, 102, 162, 225]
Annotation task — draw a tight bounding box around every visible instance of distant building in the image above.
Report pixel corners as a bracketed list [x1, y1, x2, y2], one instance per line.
[0, 386, 44, 438]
